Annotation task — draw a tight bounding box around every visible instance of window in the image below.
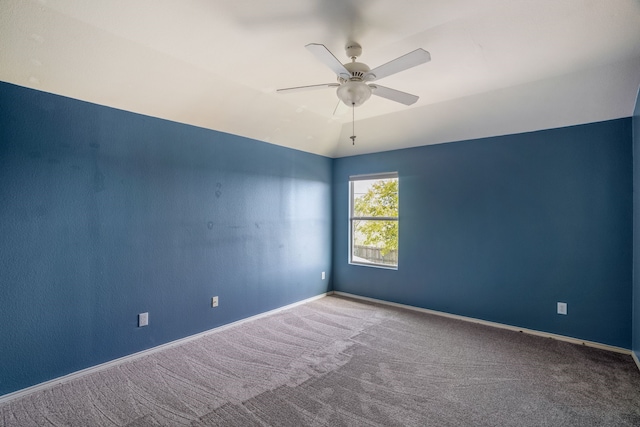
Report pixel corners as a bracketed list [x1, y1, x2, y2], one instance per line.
[349, 172, 398, 268]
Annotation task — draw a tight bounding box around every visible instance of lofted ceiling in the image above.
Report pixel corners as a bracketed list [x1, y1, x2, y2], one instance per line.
[1, 0, 640, 158]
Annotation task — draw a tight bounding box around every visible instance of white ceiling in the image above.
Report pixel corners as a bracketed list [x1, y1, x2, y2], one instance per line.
[2, 0, 640, 158]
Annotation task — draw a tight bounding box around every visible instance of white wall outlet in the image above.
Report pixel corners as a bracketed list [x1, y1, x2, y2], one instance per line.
[321, 271, 326, 280]
[211, 296, 219, 308]
[557, 302, 567, 315]
[138, 312, 149, 327]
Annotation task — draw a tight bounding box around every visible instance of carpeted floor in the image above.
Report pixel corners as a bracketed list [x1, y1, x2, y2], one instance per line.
[2, 295, 640, 426]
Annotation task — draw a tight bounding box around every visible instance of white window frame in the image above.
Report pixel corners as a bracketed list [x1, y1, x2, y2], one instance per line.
[349, 172, 399, 269]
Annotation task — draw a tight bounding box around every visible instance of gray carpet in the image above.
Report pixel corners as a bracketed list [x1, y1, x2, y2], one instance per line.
[2, 295, 640, 426]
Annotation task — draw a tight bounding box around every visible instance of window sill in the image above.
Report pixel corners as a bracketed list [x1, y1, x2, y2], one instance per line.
[349, 261, 398, 270]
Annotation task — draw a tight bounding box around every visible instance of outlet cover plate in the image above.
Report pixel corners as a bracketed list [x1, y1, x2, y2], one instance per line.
[557, 302, 567, 315]
[211, 296, 219, 308]
[138, 312, 149, 327]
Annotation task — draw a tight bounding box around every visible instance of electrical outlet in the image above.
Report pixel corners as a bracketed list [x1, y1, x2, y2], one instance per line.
[211, 296, 219, 308]
[321, 271, 326, 280]
[138, 312, 149, 327]
[557, 302, 567, 315]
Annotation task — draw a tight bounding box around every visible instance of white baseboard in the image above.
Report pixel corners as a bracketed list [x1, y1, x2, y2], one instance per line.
[333, 291, 632, 356]
[633, 351, 640, 372]
[0, 292, 330, 405]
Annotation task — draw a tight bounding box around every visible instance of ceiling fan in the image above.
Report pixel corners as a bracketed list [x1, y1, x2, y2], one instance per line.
[277, 42, 431, 110]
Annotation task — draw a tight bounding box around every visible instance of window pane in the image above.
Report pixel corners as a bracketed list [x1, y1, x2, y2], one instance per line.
[352, 219, 398, 267]
[352, 178, 398, 218]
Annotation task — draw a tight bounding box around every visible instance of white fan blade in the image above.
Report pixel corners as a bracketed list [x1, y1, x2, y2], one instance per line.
[332, 100, 349, 116]
[277, 83, 340, 94]
[305, 43, 351, 79]
[364, 49, 431, 81]
[370, 84, 419, 105]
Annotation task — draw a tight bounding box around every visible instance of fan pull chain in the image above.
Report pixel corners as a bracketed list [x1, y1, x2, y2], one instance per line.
[350, 102, 356, 145]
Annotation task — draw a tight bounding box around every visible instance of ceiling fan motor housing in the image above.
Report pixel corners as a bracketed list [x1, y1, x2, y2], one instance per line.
[338, 61, 371, 83]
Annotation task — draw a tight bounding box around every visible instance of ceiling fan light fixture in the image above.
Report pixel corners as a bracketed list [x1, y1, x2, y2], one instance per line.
[337, 80, 371, 107]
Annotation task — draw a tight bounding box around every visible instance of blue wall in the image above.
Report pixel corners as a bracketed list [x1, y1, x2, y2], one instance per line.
[333, 119, 633, 349]
[633, 86, 640, 363]
[0, 82, 332, 397]
[1, 79, 637, 398]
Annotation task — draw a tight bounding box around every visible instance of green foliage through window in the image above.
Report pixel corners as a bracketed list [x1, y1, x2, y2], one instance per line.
[353, 179, 398, 255]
